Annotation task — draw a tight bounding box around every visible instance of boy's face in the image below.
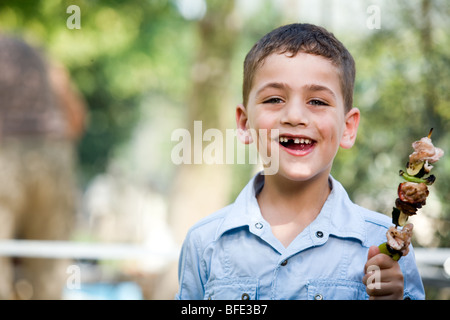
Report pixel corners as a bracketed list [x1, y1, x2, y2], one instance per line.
[236, 52, 360, 182]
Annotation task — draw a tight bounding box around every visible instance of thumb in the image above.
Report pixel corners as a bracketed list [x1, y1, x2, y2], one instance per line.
[367, 245, 380, 261]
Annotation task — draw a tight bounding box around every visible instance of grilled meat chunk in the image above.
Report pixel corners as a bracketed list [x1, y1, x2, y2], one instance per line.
[386, 224, 414, 256]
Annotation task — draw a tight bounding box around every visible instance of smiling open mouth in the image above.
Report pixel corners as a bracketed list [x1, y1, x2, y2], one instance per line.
[279, 136, 316, 153]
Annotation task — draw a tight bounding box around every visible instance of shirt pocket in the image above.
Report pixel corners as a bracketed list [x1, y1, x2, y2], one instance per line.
[306, 279, 368, 300]
[204, 277, 258, 300]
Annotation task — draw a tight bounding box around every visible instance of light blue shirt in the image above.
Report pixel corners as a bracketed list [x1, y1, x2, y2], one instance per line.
[176, 173, 425, 300]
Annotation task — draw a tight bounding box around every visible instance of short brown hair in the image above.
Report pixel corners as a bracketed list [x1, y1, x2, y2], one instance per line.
[242, 23, 355, 112]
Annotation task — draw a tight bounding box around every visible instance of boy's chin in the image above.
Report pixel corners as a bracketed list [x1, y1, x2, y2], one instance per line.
[274, 164, 324, 182]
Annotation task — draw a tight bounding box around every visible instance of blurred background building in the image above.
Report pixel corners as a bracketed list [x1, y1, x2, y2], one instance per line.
[0, 0, 448, 299]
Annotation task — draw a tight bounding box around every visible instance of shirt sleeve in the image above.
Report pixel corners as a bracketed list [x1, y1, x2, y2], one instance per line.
[400, 245, 426, 300]
[175, 230, 206, 300]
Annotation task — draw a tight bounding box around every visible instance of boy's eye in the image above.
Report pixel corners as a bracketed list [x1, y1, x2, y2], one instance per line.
[309, 99, 329, 106]
[263, 97, 284, 104]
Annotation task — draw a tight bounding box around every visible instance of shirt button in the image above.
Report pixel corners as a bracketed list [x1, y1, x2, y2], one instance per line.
[314, 293, 323, 300]
[255, 222, 263, 229]
[241, 293, 250, 300]
[315, 231, 324, 238]
[281, 259, 288, 266]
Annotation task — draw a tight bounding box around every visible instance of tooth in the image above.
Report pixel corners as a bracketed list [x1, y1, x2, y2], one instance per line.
[300, 138, 305, 144]
[305, 139, 310, 144]
[294, 138, 300, 144]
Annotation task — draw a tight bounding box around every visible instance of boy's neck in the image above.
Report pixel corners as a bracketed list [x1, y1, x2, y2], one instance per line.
[256, 171, 331, 248]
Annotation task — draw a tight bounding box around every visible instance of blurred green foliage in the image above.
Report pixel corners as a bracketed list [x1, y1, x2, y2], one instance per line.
[332, 0, 450, 247]
[0, 0, 449, 246]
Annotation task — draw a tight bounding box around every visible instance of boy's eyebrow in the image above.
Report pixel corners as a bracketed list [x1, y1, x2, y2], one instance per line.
[304, 84, 337, 99]
[255, 82, 289, 96]
[255, 82, 337, 99]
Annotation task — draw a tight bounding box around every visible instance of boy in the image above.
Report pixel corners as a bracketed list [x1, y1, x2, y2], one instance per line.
[176, 23, 425, 300]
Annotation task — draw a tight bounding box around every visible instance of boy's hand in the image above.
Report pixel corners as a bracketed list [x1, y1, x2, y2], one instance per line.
[362, 245, 404, 300]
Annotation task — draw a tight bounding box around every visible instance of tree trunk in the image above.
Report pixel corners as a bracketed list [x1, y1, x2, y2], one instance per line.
[151, 1, 239, 299]
[170, 0, 238, 243]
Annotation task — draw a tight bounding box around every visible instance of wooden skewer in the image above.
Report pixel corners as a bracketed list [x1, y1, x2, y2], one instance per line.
[428, 128, 434, 138]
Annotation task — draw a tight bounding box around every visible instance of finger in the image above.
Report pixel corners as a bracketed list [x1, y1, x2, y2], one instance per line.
[367, 245, 380, 260]
[366, 281, 403, 299]
[365, 252, 396, 274]
[369, 293, 399, 300]
[363, 264, 404, 299]
[365, 278, 389, 297]
[364, 246, 381, 273]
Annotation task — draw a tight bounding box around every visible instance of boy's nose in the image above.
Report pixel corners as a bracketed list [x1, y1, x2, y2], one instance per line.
[281, 101, 310, 127]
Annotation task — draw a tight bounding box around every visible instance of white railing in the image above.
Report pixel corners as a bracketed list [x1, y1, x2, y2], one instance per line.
[414, 248, 450, 266]
[0, 239, 179, 261]
[0, 240, 448, 287]
[414, 248, 450, 288]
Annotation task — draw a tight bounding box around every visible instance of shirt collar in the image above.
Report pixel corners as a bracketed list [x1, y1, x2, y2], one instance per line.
[310, 176, 367, 245]
[215, 173, 265, 240]
[215, 172, 367, 246]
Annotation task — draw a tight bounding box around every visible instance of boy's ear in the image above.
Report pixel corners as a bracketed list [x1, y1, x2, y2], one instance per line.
[236, 103, 253, 144]
[340, 107, 360, 149]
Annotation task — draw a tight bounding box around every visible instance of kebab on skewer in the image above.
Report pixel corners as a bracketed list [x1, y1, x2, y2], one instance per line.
[378, 129, 444, 261]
